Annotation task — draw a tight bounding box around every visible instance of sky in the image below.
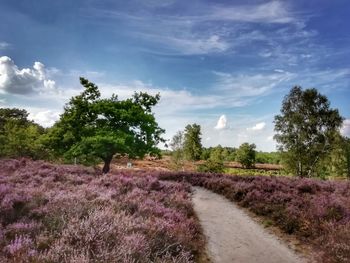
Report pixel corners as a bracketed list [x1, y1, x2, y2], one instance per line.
[0, 0, 349, 151]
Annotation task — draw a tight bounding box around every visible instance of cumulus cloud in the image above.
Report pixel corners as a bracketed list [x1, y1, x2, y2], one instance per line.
[248, 122, 266, 131]
[341, 119, 350, 137]
[0, 56, 56, 94]
[214, 115, 227, 130]
[29, 110, 61, 128]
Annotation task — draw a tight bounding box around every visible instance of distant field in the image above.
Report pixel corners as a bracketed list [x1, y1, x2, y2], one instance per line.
[224, 161, 285, 176]
[112, 156, 284, 176]
[224, 167, 286, 176]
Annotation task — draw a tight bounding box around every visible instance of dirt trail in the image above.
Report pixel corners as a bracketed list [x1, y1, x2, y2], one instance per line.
[192, 187, 306, 263]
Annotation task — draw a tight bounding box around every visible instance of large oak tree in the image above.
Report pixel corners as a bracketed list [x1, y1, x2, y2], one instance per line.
[45, 78, 165, 173]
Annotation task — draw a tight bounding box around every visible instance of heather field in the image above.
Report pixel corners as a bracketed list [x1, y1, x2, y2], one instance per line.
[160, 172, 350, 263]
[0, 159, 205, 263]
[2, 158, 350, 263]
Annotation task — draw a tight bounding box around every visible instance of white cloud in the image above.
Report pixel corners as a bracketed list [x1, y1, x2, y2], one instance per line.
[214, 114, 227, 130]
[29, 110, 61, 128]
[91, 1, 300, 55]
[209, 1, 296, 24]
[248, 122, 266, 131]
[168, 34, 229, 55]
[1, 70, 280, 151]
[213, 70, 295, 97]
[267, 135, 274, 141]
[137, 33, 230, 55]
[341, 119, 350, 137]
[0, 42, 10, 50]
[100, 82, 221, 113]
[0, 56, 57, 94]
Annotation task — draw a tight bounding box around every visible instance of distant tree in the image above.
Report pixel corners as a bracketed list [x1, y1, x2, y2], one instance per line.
[197, 146, 224, 173]
[210, 145, 223, 161]
[197, 158, 224, 173]
[0, 108, 29, 126]
[256, 151, 282, 164]
[221, 148, 230, 161]
[170, 131, 185, 171]
[236, 143, 256, 168]
[223, 147, 237, 161]
[200, 148, 211, 160]
[44, 78, 165, 173]
[274, 86, 343, 177]
[0, 108, 46, 159]
[183, 123, 202, 161]
[345, 137, 350, 179]
[318, 135, 350, 179]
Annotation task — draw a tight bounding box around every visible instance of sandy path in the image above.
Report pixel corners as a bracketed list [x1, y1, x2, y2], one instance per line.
[192, 187, 305, 263]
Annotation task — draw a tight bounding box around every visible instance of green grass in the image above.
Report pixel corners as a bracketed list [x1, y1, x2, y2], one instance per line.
[224, 167, 287, 177]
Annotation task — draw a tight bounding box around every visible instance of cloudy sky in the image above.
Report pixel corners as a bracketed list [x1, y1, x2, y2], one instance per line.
[0, 0, 349, 151]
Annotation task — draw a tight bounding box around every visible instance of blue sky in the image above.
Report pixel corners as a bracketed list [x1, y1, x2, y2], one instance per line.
[0, 0, 349, 151]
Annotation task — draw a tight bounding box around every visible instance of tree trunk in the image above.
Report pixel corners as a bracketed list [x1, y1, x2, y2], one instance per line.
[102, 155, 113, 174]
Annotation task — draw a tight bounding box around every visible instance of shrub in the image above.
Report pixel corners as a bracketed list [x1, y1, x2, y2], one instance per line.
[235, 143, 256, 168]
[197, 159, 224, 173]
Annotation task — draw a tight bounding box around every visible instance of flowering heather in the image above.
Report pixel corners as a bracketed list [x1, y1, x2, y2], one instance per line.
[0, 159, 205, 262]
[159, 171, 350, 263]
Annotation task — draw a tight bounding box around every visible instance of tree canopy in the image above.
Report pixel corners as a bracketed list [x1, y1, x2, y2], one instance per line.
[0, 108, 46, 159]
[235, 142, 256, 168]
[44, 78, 165, 173]
[170, 131, 185, 171]
[274, 86, 343, 177]
[183, 123, 202, 161]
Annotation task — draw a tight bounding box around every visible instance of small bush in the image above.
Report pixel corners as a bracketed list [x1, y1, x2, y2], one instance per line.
[197, 159, 224, 173]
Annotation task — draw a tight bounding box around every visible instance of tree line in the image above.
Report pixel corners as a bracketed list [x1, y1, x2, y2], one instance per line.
[170, 86, 350, 178]
[0, 78, 164, 173]
[0, 80, 349, 178]
[169, 125, 263, 173]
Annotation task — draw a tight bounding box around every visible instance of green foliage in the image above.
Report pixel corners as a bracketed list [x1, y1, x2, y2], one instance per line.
[200, 148, 211, 160]
[0, 108, 29, 126]
[183, 123, 202, 161]
[201, 146, 236, 161]
[345, 137, 350, 179]
[255, 151, 282, 164]
[274, 86, 343, 177]
[235, 142, 256, 168]
[224, 167, 285, 176]
[200, 145, 226, 173]
[44, 78, 165, 173]
[209, 145, 223, 161]
[317, 135, 350, 179]
[197, 158, 224, 173]
[170, 131, 185, 171]
[0, 108, 47, 159]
